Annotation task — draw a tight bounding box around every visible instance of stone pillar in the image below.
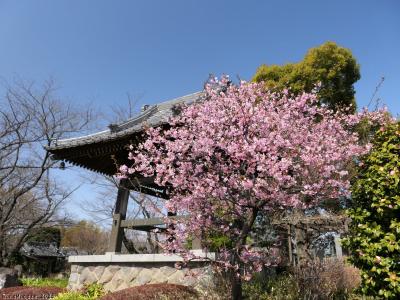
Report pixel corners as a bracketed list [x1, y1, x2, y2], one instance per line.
[334, 234, 343, 258]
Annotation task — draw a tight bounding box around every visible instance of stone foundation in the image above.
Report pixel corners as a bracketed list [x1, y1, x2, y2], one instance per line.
[67, 252, 215, 292]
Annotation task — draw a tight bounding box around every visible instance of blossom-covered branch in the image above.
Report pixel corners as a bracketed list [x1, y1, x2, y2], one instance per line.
[119, 77, 390, 284]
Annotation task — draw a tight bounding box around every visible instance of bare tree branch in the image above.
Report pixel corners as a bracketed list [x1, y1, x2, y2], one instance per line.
[0, 78, 93, 266]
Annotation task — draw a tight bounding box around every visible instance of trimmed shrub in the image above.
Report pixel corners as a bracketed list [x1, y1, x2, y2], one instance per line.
[0, 286, 65, 299]
[99, 284, 198, 300]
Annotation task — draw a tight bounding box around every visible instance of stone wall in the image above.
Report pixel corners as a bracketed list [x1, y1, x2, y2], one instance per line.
[67, 253, 215, 292]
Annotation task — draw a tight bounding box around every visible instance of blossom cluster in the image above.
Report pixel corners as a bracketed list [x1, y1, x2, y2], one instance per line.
[118, 78, 389, 276]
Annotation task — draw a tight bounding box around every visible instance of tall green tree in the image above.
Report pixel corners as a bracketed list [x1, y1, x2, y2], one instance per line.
[342, 122, 400, 299]
[253, 41, 360, 113]
[26, 227, 62, 247]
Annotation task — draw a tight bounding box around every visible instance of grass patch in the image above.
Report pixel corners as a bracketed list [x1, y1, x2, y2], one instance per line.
[21, 277, 69, 288]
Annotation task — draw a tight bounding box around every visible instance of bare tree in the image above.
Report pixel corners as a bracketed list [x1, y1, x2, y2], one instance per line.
[61, 220, 109, 255]
[106, 92, 144, 124]
[0, 78, 93, 266]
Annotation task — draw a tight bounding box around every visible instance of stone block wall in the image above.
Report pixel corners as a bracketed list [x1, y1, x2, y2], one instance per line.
[68, 262, 213, 292]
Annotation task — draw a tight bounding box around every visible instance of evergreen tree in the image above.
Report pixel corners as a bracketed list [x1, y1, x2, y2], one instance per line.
[253, 41, 360, 113]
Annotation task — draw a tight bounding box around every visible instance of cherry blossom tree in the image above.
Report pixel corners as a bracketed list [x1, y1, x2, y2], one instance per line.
[119, 77, 389, 300]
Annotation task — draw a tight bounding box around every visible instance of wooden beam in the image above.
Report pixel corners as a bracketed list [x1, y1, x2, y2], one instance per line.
[124, 177, 168, 199]
[121, 216, 188, 229]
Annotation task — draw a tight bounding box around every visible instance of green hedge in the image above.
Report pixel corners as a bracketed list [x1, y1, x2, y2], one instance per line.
[343, 122, 400, 298]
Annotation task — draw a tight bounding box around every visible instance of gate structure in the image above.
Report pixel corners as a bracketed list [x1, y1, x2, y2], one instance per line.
[47, 92, 203, 253]
[46, 92, 213, 291]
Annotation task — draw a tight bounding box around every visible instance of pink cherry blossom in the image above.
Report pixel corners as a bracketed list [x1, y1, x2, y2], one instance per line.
[122, 77, 390, 280]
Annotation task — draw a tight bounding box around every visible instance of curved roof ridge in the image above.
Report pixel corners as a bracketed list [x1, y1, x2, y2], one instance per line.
[116, 104, 159, 131]
[114, 90, 203, 128]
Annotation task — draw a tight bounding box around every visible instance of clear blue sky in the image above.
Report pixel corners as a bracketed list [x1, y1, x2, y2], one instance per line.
[0, 0, 399, 221]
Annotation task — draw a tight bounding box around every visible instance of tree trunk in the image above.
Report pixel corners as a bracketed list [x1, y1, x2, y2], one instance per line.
[229, 250, 244, 300]
[231, 270, 243, 300]
[230, 207, 259, 299]
[122, 231, 139, 254]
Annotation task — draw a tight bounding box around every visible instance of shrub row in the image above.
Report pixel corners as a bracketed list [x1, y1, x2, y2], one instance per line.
[0, 284, 199, 300]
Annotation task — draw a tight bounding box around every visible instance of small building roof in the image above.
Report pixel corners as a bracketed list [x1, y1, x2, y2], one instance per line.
[20, 242, 65, 259]
[20, 242, 89, 259]
[46, 91, 204, 197]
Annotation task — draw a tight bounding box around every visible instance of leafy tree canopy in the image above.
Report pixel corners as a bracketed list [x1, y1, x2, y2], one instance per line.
[26, 227, 62, 247]
[343, 122, 400, 299]
[253, 41, 361, 113]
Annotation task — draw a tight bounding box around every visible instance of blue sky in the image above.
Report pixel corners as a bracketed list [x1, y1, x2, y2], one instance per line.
[0, 0, 399, 221]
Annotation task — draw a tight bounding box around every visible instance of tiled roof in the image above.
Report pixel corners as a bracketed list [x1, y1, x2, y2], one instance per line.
[46, 91, 204, 151]
[20, 242, 89, 258]
[45, 91, 204, 196]
[20, 242, 65, 258]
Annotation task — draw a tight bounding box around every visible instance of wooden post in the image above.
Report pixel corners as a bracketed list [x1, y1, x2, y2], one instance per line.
[291, 224, 298, 266]
[287, 224, 293, 266]
[108, 179, 129, 253]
